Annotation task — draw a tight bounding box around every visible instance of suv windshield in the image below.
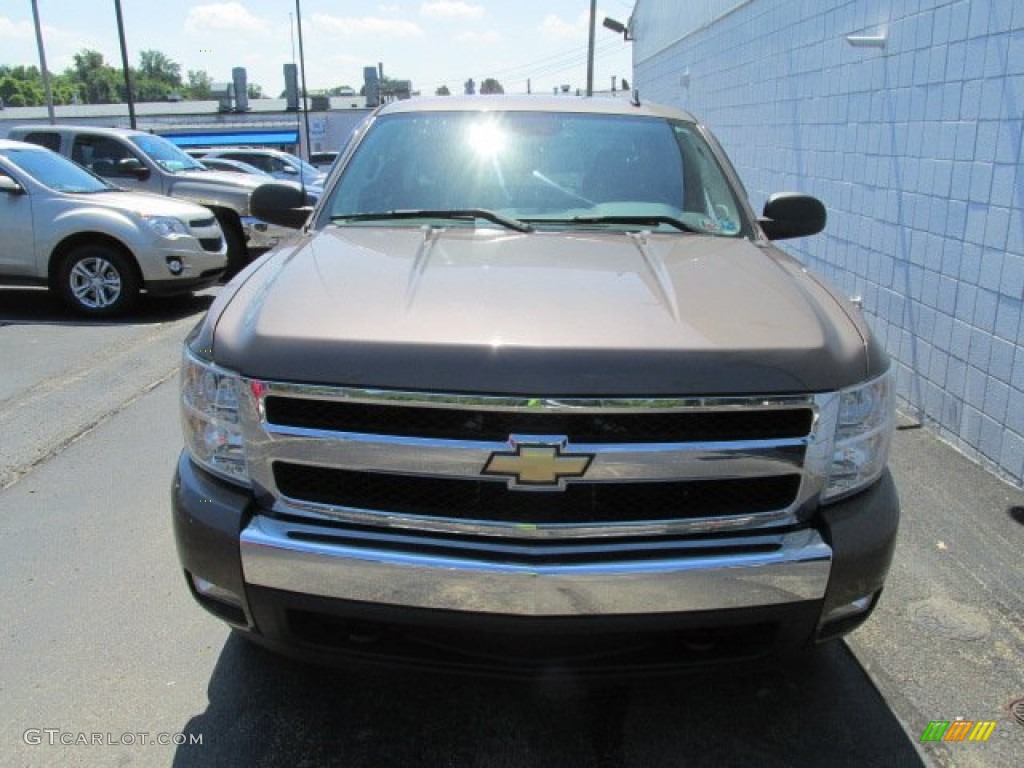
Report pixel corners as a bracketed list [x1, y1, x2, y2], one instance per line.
[1, 147, 111, 193]
[130, 135, 206, 173]
[326, 110, 747, 236]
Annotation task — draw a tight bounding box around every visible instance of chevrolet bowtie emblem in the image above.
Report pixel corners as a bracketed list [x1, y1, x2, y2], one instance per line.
[482, 440, 593, 489]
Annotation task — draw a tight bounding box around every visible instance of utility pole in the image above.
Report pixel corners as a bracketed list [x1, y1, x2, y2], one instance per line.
[586, 0, 596, 96]
[295, 0, 311, 159]
[30, 0, 55, 124]
[113, 0, 137, 129]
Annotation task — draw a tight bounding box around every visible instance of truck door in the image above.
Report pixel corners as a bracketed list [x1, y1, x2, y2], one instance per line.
[70, 135, 150, 193]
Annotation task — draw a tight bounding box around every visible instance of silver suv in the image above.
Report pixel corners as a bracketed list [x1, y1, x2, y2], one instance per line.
[0, 139, 226, 315]
[8, 125, 286, 277]
[196, 148, 325, 188]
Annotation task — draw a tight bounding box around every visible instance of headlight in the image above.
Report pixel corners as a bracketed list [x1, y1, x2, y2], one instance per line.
[824, 368, 895, 501]
[180, 346, 249, 486]
[145, 215, 190, 238]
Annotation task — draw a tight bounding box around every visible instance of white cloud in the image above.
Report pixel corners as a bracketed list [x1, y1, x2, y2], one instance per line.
[538, 13, 585, 42]
[421, 2, 485, 20]
[0, 17, 34, 39]
[455, 30, 500, 44]
[0, 16, 104, 71]
[184, 3, 271, 35]
[309, 14, 423, 38]
[538, 8, 614, 42]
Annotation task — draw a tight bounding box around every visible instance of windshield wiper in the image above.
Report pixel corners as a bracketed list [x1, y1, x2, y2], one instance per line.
[526, 214, 700, 233]
[332, 209, 533, 233]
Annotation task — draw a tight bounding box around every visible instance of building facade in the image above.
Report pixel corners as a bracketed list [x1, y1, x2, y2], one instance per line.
[633, 0, 1024, 486]
[0, 97, 371, 158]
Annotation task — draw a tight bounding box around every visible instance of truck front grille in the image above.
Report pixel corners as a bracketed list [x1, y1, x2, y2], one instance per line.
[273, 462, 803, 525]
[264, 396, 814, 443]
[243, 386, 827, 538]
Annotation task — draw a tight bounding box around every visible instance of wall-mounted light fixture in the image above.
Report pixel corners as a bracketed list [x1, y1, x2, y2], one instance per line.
[845, 30, 887, 48]
[603, 17, 633, 41]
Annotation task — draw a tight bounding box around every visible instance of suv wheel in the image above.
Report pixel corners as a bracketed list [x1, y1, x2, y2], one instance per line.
[58, 244, 139, 316]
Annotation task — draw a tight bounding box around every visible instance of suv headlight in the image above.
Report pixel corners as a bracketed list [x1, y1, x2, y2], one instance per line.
[145, 215, 190, 238]
[180, 346, 249, 486]
[824, 368, 895, 501]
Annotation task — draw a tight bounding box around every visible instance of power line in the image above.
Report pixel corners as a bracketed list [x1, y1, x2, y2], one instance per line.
[429, 36, 624, 90]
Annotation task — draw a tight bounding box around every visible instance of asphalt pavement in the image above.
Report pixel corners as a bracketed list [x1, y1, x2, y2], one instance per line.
[0, 286, 1021, 767]
[848, 414, 1024, 768]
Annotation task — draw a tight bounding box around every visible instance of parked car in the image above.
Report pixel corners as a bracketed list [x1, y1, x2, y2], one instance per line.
[198, 147, 325, 188]
[7, 125, 286, 276]
[198, 156, 272, 178]
[308, 151, 338, 171]
[200, 156, 322, 205]
[0, 139, 226, 315]
[173, 96, 898, 674]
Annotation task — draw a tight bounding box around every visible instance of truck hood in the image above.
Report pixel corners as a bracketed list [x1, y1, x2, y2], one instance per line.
[167, 170, 263, 214]
[211, 227, 870, 395]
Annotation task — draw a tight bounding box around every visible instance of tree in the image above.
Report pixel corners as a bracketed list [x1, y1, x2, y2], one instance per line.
[0, 76, 28, 106]
[480, 78, 503, 95]
[435, 84, 451, 96]
[138, 50, 181, 87]
[69, 49, 120, 104]
[186, 69, 213, 100]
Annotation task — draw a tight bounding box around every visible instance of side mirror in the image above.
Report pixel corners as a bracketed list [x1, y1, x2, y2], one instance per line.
[281, 165, 299, 175]
[0, 176, 25, 194]
[759, 193, 826, 240]
[118, 157, 151, 180]
[251, 182, 312, 229]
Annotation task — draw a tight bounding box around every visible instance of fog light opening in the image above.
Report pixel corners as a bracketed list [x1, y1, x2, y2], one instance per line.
[824, 594, 874, 624]
[189, 573, 248, 626]
[191, 574, 242, 608]
[818, 591, 880, 641]
[166, 257, 184, 275]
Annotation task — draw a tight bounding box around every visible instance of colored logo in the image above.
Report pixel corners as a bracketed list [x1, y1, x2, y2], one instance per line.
[920, 720, 997, 743]
[482, 439, 593, 489]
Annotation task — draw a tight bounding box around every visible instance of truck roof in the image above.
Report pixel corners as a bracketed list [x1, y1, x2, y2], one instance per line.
[8, 124, 151, 138]
[376, 95, 699, 123]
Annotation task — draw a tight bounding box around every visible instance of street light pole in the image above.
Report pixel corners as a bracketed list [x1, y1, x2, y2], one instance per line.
[586, 0, 596, 96]
[295, 0, 312, 160]
[113, 0, 137, 129]
[30, 0, 55, 124]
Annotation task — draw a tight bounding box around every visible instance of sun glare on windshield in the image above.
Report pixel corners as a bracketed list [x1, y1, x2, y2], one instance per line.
[466, 121, 506, 159]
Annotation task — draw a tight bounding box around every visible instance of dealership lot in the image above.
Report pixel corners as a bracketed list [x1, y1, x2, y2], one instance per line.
[0, 286, 1020, 767]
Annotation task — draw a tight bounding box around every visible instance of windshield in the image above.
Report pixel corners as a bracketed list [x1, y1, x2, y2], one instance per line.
[291, 156, 320, 178]
[325, 110, 747, 236]
[1, 147, 112, 193]
[129, 135, 206, 173]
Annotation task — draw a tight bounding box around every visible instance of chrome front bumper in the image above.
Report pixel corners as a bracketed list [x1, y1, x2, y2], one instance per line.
[240, 515, 832, 617]
[240, 216, 296, 251]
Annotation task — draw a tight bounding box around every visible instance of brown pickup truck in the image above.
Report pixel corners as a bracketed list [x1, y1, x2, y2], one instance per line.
[173, 96, 899, 675]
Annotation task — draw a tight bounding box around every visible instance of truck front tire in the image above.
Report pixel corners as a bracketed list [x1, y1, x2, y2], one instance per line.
[215, 213, 249, 280]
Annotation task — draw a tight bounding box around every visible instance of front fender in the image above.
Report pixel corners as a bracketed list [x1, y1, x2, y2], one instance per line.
[43, 206, 147, 266]
[167, 177, 255, 217]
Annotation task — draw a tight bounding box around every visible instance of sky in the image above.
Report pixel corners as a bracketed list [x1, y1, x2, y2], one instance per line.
[1, 1, 637, 97]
